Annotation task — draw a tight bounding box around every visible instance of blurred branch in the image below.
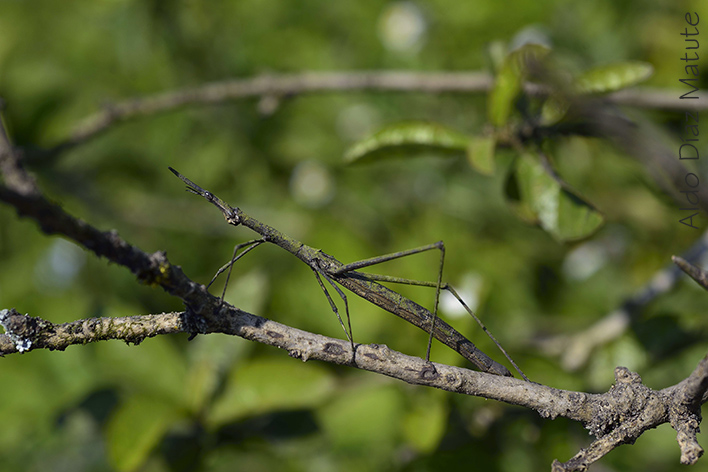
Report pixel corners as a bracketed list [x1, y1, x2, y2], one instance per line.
[25, 71, 703, 162]
[606, 87, 704, 111]
[532, 98, 708, 372]
[582, 102, 708, 213]
[0, 114, 39, 195]
[536, 230, 708, 371]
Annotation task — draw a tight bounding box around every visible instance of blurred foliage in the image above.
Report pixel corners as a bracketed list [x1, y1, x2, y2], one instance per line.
[345, 49, 655, 241]
[1, 1, 708, 471]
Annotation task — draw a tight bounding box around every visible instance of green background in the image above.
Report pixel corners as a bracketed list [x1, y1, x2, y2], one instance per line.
[1, 1, 707, 471]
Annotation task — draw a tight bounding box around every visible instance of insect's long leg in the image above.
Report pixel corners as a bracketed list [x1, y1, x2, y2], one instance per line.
[333, 242, 444, 275]
[426, 242, 444, 363]
[351, 272, 528, 380]
[207, 238, 266, 304]
[334, 242, 446, 363]
[334, 242, 528, 380]
[445, 286, 529, 381]
[312, 268, 355, 356]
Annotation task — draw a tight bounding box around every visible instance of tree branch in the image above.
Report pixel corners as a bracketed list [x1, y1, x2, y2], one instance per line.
[3, 88, 708, 470]
[23, 71, 703, 162]
[0, 114, 39, 195]
[0, 309, 185, 353]
[2, 302, 707, 471]
[673, 255, 708, 291]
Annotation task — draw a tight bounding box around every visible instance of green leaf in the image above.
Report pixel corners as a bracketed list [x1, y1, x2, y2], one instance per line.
[504, 161, 539, 224]
[574, 61, 653, 94]
[106, 395, 181, 472]
[466, 134, 496, 175]
[488, 43, 550, 127]
[95, 321, 188, 404]
[506, 153, 603, 241]
[540, 94, 570, 126]
[183, 333, 252, 414]
[402, 391, 448, 453]
[540, 62, 654, 125]
[343, 121, 470, 164]
[316, 384, 404, 454]
[207, 357, 335, 427]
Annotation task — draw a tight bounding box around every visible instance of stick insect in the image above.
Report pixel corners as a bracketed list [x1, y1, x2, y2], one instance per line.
[169, 167, 526, 379]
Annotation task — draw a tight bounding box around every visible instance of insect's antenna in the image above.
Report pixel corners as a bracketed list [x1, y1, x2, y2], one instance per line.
[168, 166, 239, 225]
[168, 166, 207, 194]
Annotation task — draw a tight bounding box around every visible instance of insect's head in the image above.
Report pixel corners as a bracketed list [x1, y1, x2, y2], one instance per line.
[168, 167, 240, 225]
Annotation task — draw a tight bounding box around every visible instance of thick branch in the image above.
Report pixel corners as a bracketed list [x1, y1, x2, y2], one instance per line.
[0, 306, 591, 423]
[2, 303, 707, 471]
[1, 177, 706, 471]
[1, 180, 705, 470]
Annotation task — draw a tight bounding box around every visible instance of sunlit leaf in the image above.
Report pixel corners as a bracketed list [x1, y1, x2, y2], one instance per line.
[540, 62, 653, 125]
[485, 40, 508, 73]
[574, 61, 653, 94]
[504, 158, 539, 224]
[106, 395, 181, 472]
[540, 94, 570, 126]
[467, 134, 496, 175]
[506, 152, 603, 241]
[488, 43, 550, 127]
[207, 357, 335, 427]
[344, 121, 470, 164]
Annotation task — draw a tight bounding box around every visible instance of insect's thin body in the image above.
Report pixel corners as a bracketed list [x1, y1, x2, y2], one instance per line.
[169, 167, 517, 378]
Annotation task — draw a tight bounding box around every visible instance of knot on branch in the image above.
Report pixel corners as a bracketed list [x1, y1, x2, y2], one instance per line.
[136, 250, 172, 287]
[555, 365, 707, 471]
[0, 308, 52, 353]
[587, 367, 659, 439]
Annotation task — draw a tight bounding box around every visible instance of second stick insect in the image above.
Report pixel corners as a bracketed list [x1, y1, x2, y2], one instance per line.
[169, 167, 525, 379]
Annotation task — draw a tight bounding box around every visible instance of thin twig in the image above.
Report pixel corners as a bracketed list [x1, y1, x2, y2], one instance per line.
[673, 255, 708, 291]
[27, 72, 704, 161]
[0, 114, 39, 195]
